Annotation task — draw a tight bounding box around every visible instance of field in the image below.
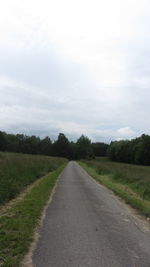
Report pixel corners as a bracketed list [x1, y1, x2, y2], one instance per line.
[0, 164, 66, 267]
[0, 152, 67, 204]
[80, 157, 150, 216]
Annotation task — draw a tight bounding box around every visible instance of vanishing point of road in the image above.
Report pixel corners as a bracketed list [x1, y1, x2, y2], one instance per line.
[32, 161, 150, 267]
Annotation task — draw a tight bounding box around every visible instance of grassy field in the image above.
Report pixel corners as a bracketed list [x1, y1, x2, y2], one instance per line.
[0, 152, 67, 204]
[0, 163, 66, 267]
[80, 157, 150, 217]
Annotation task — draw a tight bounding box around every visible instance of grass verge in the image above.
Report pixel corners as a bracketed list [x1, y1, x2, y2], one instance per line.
[0, 163, 66, 267]
[79, 162, 150, 218]
[0, 152, 67, 204]
[81, 157, 150, 201]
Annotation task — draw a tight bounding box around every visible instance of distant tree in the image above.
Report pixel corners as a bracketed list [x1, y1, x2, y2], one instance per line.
[69, 141, 78, 160]
[52, 133, 71, 158]
[107, 140, 130, 162]
[133, 134, 150, 165]
[5, 129, 150, 165]
[107, 141, 118, 161]
[7, 134, 19, 152]
[16, 134, 26, 153]
[92, 142, 109, 157]
[142, 134, 150, 165]
[76, 135, 94, 159]
[107, 134, 150, 166]
[39, 136, 52, 156]
[0, 131, 7, 151]
[21, 135, 41, 154]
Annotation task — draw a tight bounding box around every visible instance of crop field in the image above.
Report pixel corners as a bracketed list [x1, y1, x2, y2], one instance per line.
[0, 152, 67, 204]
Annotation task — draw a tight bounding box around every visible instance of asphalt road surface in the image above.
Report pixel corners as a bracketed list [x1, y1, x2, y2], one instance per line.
[32, 161, 150, 267]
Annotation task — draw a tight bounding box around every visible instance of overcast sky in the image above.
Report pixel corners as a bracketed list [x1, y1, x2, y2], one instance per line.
[0, 0, 150, 142]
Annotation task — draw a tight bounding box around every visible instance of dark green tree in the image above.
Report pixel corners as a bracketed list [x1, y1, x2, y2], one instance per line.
[22, 136, 41, 154]
[76, 135, 94, 159]
[0, 131, 7, 151]
[52, 133, 71, 158]
[39, 136, 52, 156]
[92, 142, 108, 157]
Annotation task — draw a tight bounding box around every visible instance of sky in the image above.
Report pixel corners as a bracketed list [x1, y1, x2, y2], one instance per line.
[0, 0, 150, 142]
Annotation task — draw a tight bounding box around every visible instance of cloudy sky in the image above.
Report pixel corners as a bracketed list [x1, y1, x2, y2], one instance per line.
[0, 0, 150, 142]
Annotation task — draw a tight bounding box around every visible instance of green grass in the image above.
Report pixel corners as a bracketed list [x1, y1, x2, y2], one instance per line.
[80, 158, 150, 217]
[0, 163, 66, 267]
[0, 152, 67, 204]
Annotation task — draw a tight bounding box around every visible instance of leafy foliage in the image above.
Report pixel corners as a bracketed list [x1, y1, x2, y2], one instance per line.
[76, 135, 94, 159]
[107, 134, 150, 165]
[92, 142, 109, 157]
[0, 131, 108, 160]
[52, 133, 72, 158]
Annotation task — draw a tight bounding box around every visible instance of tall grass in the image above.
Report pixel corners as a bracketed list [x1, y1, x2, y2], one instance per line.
[82, 157, 150, 201]
[0, 152, 67, 204]
[0, 164, 66, 267]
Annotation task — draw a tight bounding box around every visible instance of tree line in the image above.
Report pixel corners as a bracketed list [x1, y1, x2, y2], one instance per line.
[108, 134, 150, 165]
[0, 131, 108, 160]
[1, 130, 150, 165]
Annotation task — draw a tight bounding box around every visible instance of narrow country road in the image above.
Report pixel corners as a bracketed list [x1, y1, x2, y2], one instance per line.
[32, 161, 150, 267]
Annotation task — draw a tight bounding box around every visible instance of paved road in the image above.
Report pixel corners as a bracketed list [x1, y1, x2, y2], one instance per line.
[32, 161, 150, 267]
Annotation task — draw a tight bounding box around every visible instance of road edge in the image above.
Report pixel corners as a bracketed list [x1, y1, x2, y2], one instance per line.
[21, 165, 67, 267]
[78, 161, 150, 233]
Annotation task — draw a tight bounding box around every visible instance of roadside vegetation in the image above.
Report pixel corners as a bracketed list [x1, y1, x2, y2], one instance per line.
[0, 130, 108, 160]
[80, 157, 150, 217]
[0, 152, 67, 204]
[0, 163, 66, 267]
[108, 134, 150, 165]
[1, 130, 150, 166]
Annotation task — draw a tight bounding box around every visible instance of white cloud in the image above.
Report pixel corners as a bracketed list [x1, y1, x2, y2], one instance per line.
[117, 127, 136, 140]
[0, 0, 150, 141]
